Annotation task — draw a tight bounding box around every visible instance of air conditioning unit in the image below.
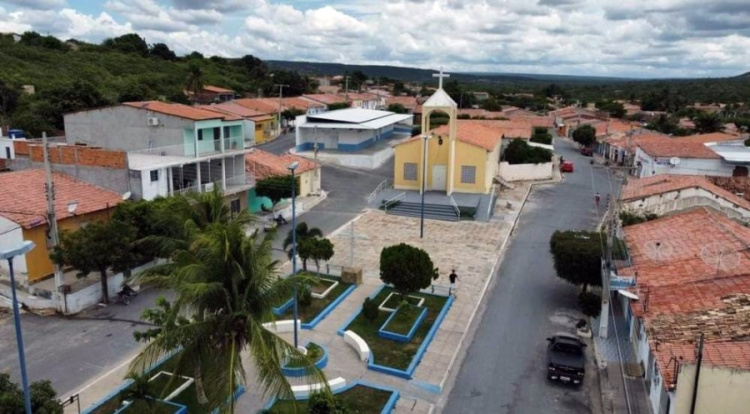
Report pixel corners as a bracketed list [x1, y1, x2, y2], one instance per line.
[147, 117, 160, 126]
[204, 182, 214, 192]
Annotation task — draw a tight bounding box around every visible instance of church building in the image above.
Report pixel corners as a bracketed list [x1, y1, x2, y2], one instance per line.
[392, 72, 505, 195]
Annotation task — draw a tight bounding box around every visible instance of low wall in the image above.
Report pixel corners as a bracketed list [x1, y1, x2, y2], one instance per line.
[499, 161, 553, 181]
[296, 147, 394, 170]
[65, 273, 126, 314]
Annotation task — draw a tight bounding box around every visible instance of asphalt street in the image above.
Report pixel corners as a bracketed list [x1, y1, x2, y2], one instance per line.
[443, 139, 617, 414]
[0, 288, 172, 398]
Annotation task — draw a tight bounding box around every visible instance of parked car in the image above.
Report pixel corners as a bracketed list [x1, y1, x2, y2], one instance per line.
[560, 161, 575, 173]
[546, 334, 586, 385]
[580, 147, 593, 156]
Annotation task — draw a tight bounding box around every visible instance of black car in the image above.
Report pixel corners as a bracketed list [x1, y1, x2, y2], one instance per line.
[546, 334, 586, 385]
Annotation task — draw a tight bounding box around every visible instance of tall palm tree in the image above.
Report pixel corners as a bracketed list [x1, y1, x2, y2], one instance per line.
[185, 62, 204, 103]
[283, 222, 323, 271]
[133, 222, 327, 411]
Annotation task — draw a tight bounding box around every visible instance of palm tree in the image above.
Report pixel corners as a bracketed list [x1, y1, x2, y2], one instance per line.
[283, 222, 323, 271]
[185, 62, 204, 103]
[133, 222, 327, 411]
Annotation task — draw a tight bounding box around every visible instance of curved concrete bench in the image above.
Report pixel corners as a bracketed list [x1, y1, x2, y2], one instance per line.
[292, 377, 347, 399]
[343, 330, 370, 362]
[262, 320, 301, 333]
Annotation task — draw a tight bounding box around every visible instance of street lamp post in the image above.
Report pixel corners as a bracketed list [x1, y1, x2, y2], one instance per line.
[1, 240, 36, 414]
[287, 161, 300, 349]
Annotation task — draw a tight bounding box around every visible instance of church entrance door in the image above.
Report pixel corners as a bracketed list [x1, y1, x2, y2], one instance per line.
[432, 165, 447, 191]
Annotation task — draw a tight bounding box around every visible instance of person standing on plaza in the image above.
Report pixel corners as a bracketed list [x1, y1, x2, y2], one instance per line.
[449, 269, 459, 296]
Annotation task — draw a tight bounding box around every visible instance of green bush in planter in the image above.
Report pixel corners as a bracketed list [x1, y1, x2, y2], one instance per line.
[578, 291, 601, 318]
[299, 285, 312, 308]
[362, 297, 379, 323]
[309, 392, 349, 414]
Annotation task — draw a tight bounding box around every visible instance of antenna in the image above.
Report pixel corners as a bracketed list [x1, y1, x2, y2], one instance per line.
[700, 242, 741, 275]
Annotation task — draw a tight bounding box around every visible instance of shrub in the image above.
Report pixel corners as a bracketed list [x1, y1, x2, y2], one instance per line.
[411, 125, 422, 136]
[309, 392, 349, 414]
[362, 297, 379, 322]
[620, 211, 659, 226]
[299, 286, 312, 308]
[457, 113, 471, 119]
[530, 127, 553, 145]
[503, 139, 553, 164]
[578, 291, 602, 318]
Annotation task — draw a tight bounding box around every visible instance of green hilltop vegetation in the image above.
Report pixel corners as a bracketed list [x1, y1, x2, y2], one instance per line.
[0, 32, 316, 136]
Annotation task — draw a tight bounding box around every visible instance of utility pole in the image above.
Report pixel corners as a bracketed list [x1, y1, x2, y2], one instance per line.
[42, 132, 64, 312]
[344, 75, 351, 104]
[690, 333, 705, 414]
[274, 83, 289, 137]
[313, 126, 319, 195]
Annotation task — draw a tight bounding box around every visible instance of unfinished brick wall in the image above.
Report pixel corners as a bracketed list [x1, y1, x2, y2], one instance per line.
[16, 142, 127, 169]
[709, 176, 750, 202]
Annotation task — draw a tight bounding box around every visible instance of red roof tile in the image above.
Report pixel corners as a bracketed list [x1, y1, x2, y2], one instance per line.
[123, 101, 239, 121]
[245, 149, 318, 180]
[201, 85, 234, 94]
[199, 102, 265, 119]
[0, 169, 122, 229]
[302, 94, 349, 106]
[233, 98, 281, 115]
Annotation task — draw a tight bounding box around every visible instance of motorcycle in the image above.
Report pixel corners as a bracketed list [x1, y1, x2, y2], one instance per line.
[117, 284, 138, 305]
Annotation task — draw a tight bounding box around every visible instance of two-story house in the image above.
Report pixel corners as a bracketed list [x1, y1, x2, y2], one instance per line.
[64, 101, 253, 212]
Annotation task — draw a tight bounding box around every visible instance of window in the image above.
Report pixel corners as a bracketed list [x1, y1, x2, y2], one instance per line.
[150, 170, 159, 182]
[223, 126, 231, 138]
[461, 166, 476, 184]
[197, 129, 203, 141]
[403, 162, 417, 181]
[230, 199, 241, 215]
[4, 147, 10, 159]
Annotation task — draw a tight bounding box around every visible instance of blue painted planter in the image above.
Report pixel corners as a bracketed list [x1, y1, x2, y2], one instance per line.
[369, 294, 455, 379]
[263, 380, 400, 414]
[114, 399, 187, 414]
[337, 284, 387, 336]
[281, 341, 329, 377]
[378, 305, 427, 342]
[302, 283, 357, 330]
[272, 297, 294, 316]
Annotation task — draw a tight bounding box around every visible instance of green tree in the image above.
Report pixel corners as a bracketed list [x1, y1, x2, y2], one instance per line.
[310, 238, 334, 275]
[572, 124, 597, 147]
[0, 373, 63, 414]
[503, 139, 552, 164]
[530, 127, 553, 145]
[387, 103, 407, 114]
[256, 174, 298, 214]
[693, 112, 723, 133]
[348, 70, 368, 91]
[149, 43, 176, 60]
[51, 220, 137, 304]
[102, 33, 149, 55]
[596, 101, 626, 118]
[549, 230, 602, 291]
[19, 31, 67, 51]
[327, 102, 350, 111]
[41, 80, 111, 130]
[283, 222, 323, 270]
[133, 221, 327, 409]
[185, 62, 205, 101]
[379, 243, 438, 299]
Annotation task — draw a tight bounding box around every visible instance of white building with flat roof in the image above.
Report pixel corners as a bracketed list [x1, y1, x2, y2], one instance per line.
[295, 108, 413, 152]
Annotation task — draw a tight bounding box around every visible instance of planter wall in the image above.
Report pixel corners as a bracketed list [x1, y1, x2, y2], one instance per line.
[377, 305, 427, 343]
[281, 341, 329, 377]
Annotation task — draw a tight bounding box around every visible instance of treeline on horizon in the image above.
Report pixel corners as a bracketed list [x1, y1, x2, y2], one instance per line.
[0, 31, 748, 138]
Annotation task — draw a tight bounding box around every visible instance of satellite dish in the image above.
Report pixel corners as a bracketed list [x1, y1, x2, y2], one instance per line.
[67, 201, 78, 214]
[669, 157, 681, 166]
[643, 241, 673, 260]
[122, 191, 132, 200]
[701, 243, 741, 272]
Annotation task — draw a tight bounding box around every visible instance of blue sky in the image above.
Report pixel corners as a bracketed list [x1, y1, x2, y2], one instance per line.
[0, 0, 748, 78]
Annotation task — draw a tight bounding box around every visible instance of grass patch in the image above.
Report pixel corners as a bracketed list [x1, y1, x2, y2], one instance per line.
[345, 287, 448, 370]
[383, 305, 424, 336]
[310, 278, 336, 294]
[286, 343, 324, 368]
[381, 293, 421, 310]
[279, 274, 352, 323]
[268, 385, 393, 414]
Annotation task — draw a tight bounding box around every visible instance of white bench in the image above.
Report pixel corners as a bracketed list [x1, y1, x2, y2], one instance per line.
[262, 320, 301, 333]
[343, 330, 370, 362]
[292, 377, 347, 399]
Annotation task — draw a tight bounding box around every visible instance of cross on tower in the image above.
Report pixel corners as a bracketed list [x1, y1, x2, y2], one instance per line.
[433, 68, 450, 89]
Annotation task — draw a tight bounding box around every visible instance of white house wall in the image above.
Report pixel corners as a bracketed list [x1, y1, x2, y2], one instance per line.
[0, 216, 26, 276]
[635, 148, 734, 178]
[623, 187, 750, 223]
[0, 138, 16, 160]
[140, 168, 169, 200]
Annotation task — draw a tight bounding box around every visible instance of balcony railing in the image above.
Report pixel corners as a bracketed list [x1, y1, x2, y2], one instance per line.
[130, 136, 247, 159]
[172, 175, 254, 196]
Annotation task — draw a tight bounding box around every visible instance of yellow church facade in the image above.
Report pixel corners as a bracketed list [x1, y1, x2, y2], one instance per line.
[393, 122, 503, 194]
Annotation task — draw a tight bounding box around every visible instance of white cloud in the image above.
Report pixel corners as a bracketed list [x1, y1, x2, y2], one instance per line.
[2, 0, 66, 9]
[2, 0, 749, 78]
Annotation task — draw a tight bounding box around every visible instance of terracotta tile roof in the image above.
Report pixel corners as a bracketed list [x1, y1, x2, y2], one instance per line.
[637, 135, 720, 159]
[462, 120, 534, 139]
[604, 131, 667, 151]
[0, 169, 122, 229]
[342, 92, 381, 101]
[317, 85, 341, 94]
[123, 101, 239, 121]
[282, 97, 325, 111]
[621, 207, 750, 288]
[245, 149, 318, 180]
[655, 339, 750, 389]
[683, 132, 738, 143]
[302, 94, 349, 106]
[198, 102, 264, 118]
[233, 98, 281, 115]
[622, 175, 750, 211]
[386, 96, 418, 109]
[202, 85, 234, 94]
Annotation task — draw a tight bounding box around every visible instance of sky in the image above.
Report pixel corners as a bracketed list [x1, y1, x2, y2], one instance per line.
[0, 0, 748, 79]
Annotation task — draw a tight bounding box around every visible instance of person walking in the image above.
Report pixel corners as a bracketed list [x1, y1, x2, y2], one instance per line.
[449, 269, 459, 296]
[595, 192, 601, 208]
